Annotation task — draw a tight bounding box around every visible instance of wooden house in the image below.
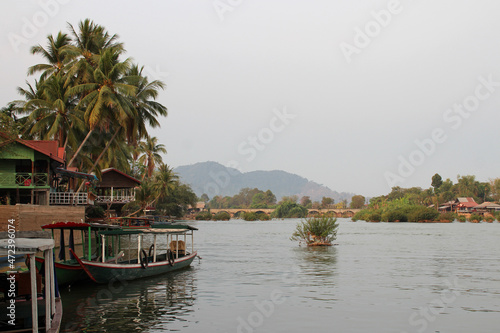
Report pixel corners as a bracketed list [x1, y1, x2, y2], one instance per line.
[0, 134, 96, 206]
[0, 136, 65, 205]
[95, 168, 141, 214]
[454, 197, 478, 213]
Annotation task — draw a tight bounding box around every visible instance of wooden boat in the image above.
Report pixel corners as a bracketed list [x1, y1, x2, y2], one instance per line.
[72, 224, 198, 284]
[0, 232, 62, 332]
[35, 222, 120, 286]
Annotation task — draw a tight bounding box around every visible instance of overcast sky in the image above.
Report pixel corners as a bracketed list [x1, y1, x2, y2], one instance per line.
[1, 0, 500, 197]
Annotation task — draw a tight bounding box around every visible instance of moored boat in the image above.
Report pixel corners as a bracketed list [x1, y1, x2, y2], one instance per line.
[72, 224, 198, 284]
[0, 232, 62, 333]
[35, 222, 120, 286]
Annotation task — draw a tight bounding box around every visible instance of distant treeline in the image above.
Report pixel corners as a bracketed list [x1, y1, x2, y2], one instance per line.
[353, 174, 500, 223]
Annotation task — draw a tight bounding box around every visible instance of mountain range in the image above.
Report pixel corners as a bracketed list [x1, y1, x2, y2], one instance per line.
[174, 161, 355, 203]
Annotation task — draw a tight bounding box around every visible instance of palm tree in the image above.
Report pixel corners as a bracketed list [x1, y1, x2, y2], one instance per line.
[64, 19, 124, 86]
[15, 80, 46, 139]
[24, 74, 83, 149]
[123, 181, 155, 216]
[67, 47, 136, 167]
[124, 65, 167, 145]
[138, 136, 167, 179]
[127, 164, 178, 217]
[28, 32, 72, 80]
[152, 164, 179, 200]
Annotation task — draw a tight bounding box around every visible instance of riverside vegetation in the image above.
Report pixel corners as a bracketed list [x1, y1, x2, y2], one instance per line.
[353, 174, 500, 222]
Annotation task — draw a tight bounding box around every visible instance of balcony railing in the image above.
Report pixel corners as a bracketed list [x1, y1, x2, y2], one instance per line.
[0, 173, 49, 188]
[49, 192, 93, 205]
[95, 195, 135, 204]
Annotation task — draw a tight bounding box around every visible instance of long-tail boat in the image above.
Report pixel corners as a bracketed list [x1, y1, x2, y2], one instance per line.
[35, 222, 120, 286]
[72, 224, 198, 284]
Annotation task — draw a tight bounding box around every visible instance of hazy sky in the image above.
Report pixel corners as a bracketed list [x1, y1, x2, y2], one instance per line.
[1, 0, 500, 197]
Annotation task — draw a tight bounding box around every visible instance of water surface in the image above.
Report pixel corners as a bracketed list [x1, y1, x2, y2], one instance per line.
[60, 219, 500, 332]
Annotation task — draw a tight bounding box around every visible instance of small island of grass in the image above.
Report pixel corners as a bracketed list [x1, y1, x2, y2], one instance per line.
[290, 216, 339, 246]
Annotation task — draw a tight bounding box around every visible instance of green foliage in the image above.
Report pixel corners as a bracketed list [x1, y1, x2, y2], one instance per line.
[290, 216, 338, 246]
[367, 211, 382, 222]
[257, 212, 271, 220]
[213, 211, 231, 221]
[407, 206, 439, 222]
[85, 205, 105, 218]
[242, 212, 271, 221]
[484, 215, 494, 223]
[156, 183, 197, 218]
[195, 212, 213, 220]
[438, 212, 456, 222]
[321, 197, 334, 208]
[457, 215, 466, 222]
[353, 210, 373, 222]
[300, 196, 312, 208]
[272, 201, 308, 218]
[431, 173, 443, 191]
[382, 210, 408, 222]
[350, 195, 365, 209]
[208, 188, 277, 209]
[467, 213, 482, 223]
[242, 212, 258, 221]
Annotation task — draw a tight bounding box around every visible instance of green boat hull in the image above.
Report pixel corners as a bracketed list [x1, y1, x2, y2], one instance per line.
[35, 256, 88, 286]
[80, 252, 197, 284]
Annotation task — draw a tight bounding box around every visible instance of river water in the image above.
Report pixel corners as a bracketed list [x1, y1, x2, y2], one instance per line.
[59, 219, 500, 332]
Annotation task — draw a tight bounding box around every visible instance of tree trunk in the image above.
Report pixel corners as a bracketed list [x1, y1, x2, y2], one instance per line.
[67, 128, 93, 167]
[127, 193, 160, 217]
[74, 128, 121, 194]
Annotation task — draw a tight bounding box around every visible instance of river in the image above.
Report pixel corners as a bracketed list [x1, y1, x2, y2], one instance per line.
[59, 219, 500, 332]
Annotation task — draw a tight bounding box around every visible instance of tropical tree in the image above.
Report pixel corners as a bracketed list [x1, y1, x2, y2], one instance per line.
[156, 183, 197, 217]
[24, 74, 83, 149]
[124, 64, 167, 145]
[456, 175, 479, 199]
[126, 164, 179, 217]
[138, 136, 167, 179]
[28, 32, 72, 80]
[431, 173, 443, 193]
[67, 47, 136, 167]
[350, 195, 365, 209]
[300, 196, 312, 207]
[0, 103, 22, 138]
[123, 181, 155, 216]
[321, 197, 334, 209]
[152, 164, 179, 201]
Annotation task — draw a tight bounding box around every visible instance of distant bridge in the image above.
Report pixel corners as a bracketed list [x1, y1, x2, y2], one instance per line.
[209, 208, 360, 218]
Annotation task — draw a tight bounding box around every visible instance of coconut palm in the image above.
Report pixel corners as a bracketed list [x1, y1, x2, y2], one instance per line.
[152, 164, 179, 199]
[24, 74, 83, 149]
[138, 136, 167, 179]
[67, 47, 136, 167]
[28, 32, 72, 80]
[64, 19, 124, 86]
[124, 65, 167, 145]
[127, 164, 178, 217]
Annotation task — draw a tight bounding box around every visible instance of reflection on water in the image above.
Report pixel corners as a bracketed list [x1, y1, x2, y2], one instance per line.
[293, 246, 337, 281]
[60, 266, 197, 332]
[59, 219, 500, 332]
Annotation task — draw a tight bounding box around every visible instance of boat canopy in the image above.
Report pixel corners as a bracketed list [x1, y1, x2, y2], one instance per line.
[0, 238, 54, 255]
[98, 225, 197, 236]
[42, 221, 121, 230]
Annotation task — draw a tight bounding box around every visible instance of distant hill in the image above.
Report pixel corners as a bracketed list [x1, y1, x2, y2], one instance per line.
[174, 161, 355, 203]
